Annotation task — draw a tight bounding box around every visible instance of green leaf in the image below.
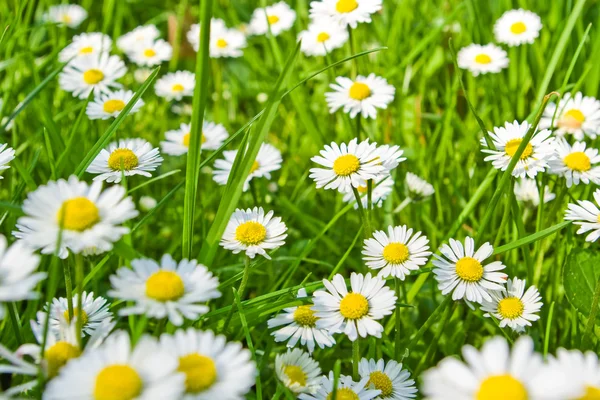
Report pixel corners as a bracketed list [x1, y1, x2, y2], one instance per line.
[563, 248, 600, 322]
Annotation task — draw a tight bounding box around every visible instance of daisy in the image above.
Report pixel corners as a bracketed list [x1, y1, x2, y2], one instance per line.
[298, 20, 349, 56]
[44, 331, 185, 400]
[550, 349, 600, 398]
[161, 121, 229, 156]
[326, 74, 395, 119]
[44, 291, 113, 337]
[275, 348, 322, 394]
[309, 0, 383, 29]
[267, 288, 336, 353]
[13, 176, 138, 258]
[44, 4, 87, 28]
[480, 277, 542, 332]
[564, 189, 600, 242]
[247, 2, 296, 36]
[514, 178, 555, 207]
[310, 138, 385, 193]
[188, 19, 247, 58]
[0, 143, 15, 178]
[313, 272, 396, 341]
[549, 139, 600, 187]
[155, 70, 195, 101]
[421, 335, 582, 400]
[160, 328, 256, 399]
[457, 44, 509, 76]
[109, 254, 221, 326]
[494, 9, 543, 47]
[342, 174, 394, 209]
[362, 225, 431, 280]
[298, 372, 381, 400]
[127, 39, 173, 66]
[220, 206, 287, 259]
[481, 120, 555, 179]
[432, 237, 507, 304]
[86, 138, 163, 183]
[405, 172, 434, 201]
[540, 92, 600, 140]
[58, 32, 112, 62]
[117, 25, 161, 53]
[358, 358, 417, 400]
[213, 143, 282, 192]
[59, 53, 126, 99]
[86, 89, 144, 120]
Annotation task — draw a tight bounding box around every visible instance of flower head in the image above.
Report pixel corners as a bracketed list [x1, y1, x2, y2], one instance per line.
[549, 139, 600, 187]
[275, 348, 322, 394]
[58, 32, 112, 62]
[0, 143, 15, 179]
[162, 121, 229, 156]
[86, 89, 144, 120]
[188, 18, 247, 58]
[247, 2, 297, 36]
[540, 92, 600, 140]
[405, 172, 434, 201]
[494, 9, 542, 47]
[326, 74, 395, 119]
[457, 44, 509, 76]
[44, 4, 87, 28]
[358, 358, 417, 400]
[213, 143, 282, 191]
[564, 189, 600, 242]
[155, 71, 195, 101]
[309, 0, 383, 29]
[298, 20, 349, 56]
[59, 53, 126, 99]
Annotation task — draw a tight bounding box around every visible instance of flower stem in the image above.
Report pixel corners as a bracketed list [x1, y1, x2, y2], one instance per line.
[352, 186, 371, 237]
[352, 339, 360, 380]
[394, 278, 402, 359]
[221, 256, 252, 333]
[393, 197, 412, 214]
[75, 254, 84, 346]
[63, 258, 74, 323]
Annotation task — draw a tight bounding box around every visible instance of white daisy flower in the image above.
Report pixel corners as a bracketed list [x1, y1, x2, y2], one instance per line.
[480, 277, 542, 332]
[494, 9, 542, 47]
[309, 0, 383, 29]
[549, 139, 600, 187]
[58, 53, 126, 99]
[325, 74, 395, 119]
[0, 143, 15, 179]
[127, 39, 173, 67]
[108, 254, 221, 326]
[13, 176, 138, 258]
[212, 143, 282, 192]
[481, 120, 555, 179]
[540, 92, 600, 140]
[342, 174, 394, 209]
[422, 336, 582, 400]
[313, 272, 396, 341]
[362, 225, 431, 280]
[86, 89, 144, 120]
[310, 138, 385, 193]
[44, 4, 87, 28]
[358, 358, 417, 400]
[139, 195, 157, 211]
[268, 288, 336, 353]
[44, 291, 113, 337]
[514, 178, 555, 207]
[160, 328, 256, 399]
[299, 372, 381, 400]
[134, 68, 153, 83]
[86, 138, 163, 183]
[298, 20, 349, 56]
[117, 25, 161, 53]
[550, 349, 600, 398]
[405, 172, 434, 201]
[155, 70, 195, 101]
[457, 44, 509, 76]
[188, 19, 247, 58]
[275, 348, 322, 394]
[564, 189, 600, 242]
[220, 206, 287, 259]
[432, 237, 507, 304]
[375, 144, 406, 174]
[44, 331, 185, 400]
[161, 121, 229, 156]
[247, 1, 296, 36]
[58, 32, 112, 62]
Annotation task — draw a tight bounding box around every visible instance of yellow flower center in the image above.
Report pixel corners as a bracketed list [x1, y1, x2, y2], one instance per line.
[103, 99, 126, 113]
[475, 54, 492, 64]
[145, 271, 185, 301]
[216, 38, 228, 48]
[564, 151, 591, 172]
[45, 341, 81, 378]
[107, 148, 139, 171]
[333, 154, 360, 177]
[497, 297, 524, 320]
[143, 48, 156, 57]
[327, 388, 359, 400]
[63, 308, 89, 325]
[57, 197, 100, 232]
[368, 371, 394, 398]
[510, 22, 527, 34]
[284, 365, 307, 387]
[357, 184, 368, 193]
[382, 242, 410, 264]
[250, 160, 260, 173]
[182, 133, 207, 147]
[339, 292, 369, 320]
[336, 0, 359, 13]
[579, 386, 600, 400]
[172, 83, 185, 92]
[94, 365, 143, 400]
[560, 108, 586, 129]
[476, 374, 528, 400]
[79, 46, 94, 54]
[317, 32, 330, 42]
[61, 14, 72, 24]
[83, 69, 104, 84]
[455, 256, 484, 282]
[504, 138, 533, 159]
[293, 305, 318, 327]
[235, 221, 267, 245]
[178, 353, 217, 393]
[267, 15, 280, 24]
[349, 82, 371, 100]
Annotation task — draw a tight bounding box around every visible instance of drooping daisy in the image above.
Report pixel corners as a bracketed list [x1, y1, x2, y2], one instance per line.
[268, 288, 336, 353]
[494, 9, 542, 47]
[326, 74, 395, 119]
[188, 19, 247, 58]
[550, 349, 600, 398]
[310, 138, 385, 193]
[432, 237, 507, 304]
[309, 0, 383, 29]
[362, 225, 431, 280]
[342, 174, 394, 209]
[298, 372, 381, 400]
[86, 138, 163, 183]
[313, 272, 396, 341]
[59, 53, 126, 99]
[405, 172, 434, 201]
[481, 120, 555, 179]
[220, 207, 287, 259]
[44, 4, 87, 28]
[247, 2, 296, 36]
[58, 32, 112, 62]
[127, 39, 173, 66]
[160, 328, 256, 399]
[564, 189, 600, 242]
[44, 291, 113, 337]
[117, 25, 161, 53]
[86, 89, 144, 120]
[457, 44, 509, 76]
[155, 70, 195, 101]
[0, 143, 15, 178]
[421, 336, 581, 400]
[109, 254, 221, 326]
[44, 331, 185, 400]
[549, 139, 600, 187]
[514, 178, 555, 207]
[161, 121, 229, 156]
[275, 348, 322, 394]
[213, 143, 282, 191]
[298, 20, 349, 56]
[358, 358, 417, 400]
[540, 92, 600, 140]
[13, 176, 138, 258]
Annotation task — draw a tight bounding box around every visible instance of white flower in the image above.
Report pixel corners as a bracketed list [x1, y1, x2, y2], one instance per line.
[457, 44, 509, 76]
[44, 291, 112, 337]
[220, 206, 287, 259]
[275, 348, 322, 394]
[44, 4, 87, 28]
[247, 2, 296, 36]
[58, 32, 112, 62]
[549, 349, 600, 398]
[268, 288, 336, 353]
[564, 189, 600, 242]
[362, 225, 431, 280]
[59, 53, 126, 99]
[13, 176, 138, 258]
[481, 120, 555, 179]
[299, 372, 381, 400]
[0, 143, 15, 178]
[109, 254, 221, 326]
[161, 121, 229, 156]
[86, 89, 144, 120]
[298, 20, 349, 56]
[375, 144, 406, 174]
[134, 68, 153, 83]
[309, 0, 383, 29]
[325, 74, 395, 119]
[117, 25, 161, 53]
[342, 174, 394, 209]
[540, 92, 600, 140]
[126, 39, 173, 66]
[155, 70, 195, 101]
[549, 139, 600, 187]
[514, 178, 555, 207]
[139, 195, 157, 211]
[213, 143, 282, 191]
[494, 9, 542, 46]
[405, 172, 434, 201]
[432, 237, 507, 304]
[188, 19, 247, 58]
[86, 138, 163, 183]
[358, 358, 417, 400]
